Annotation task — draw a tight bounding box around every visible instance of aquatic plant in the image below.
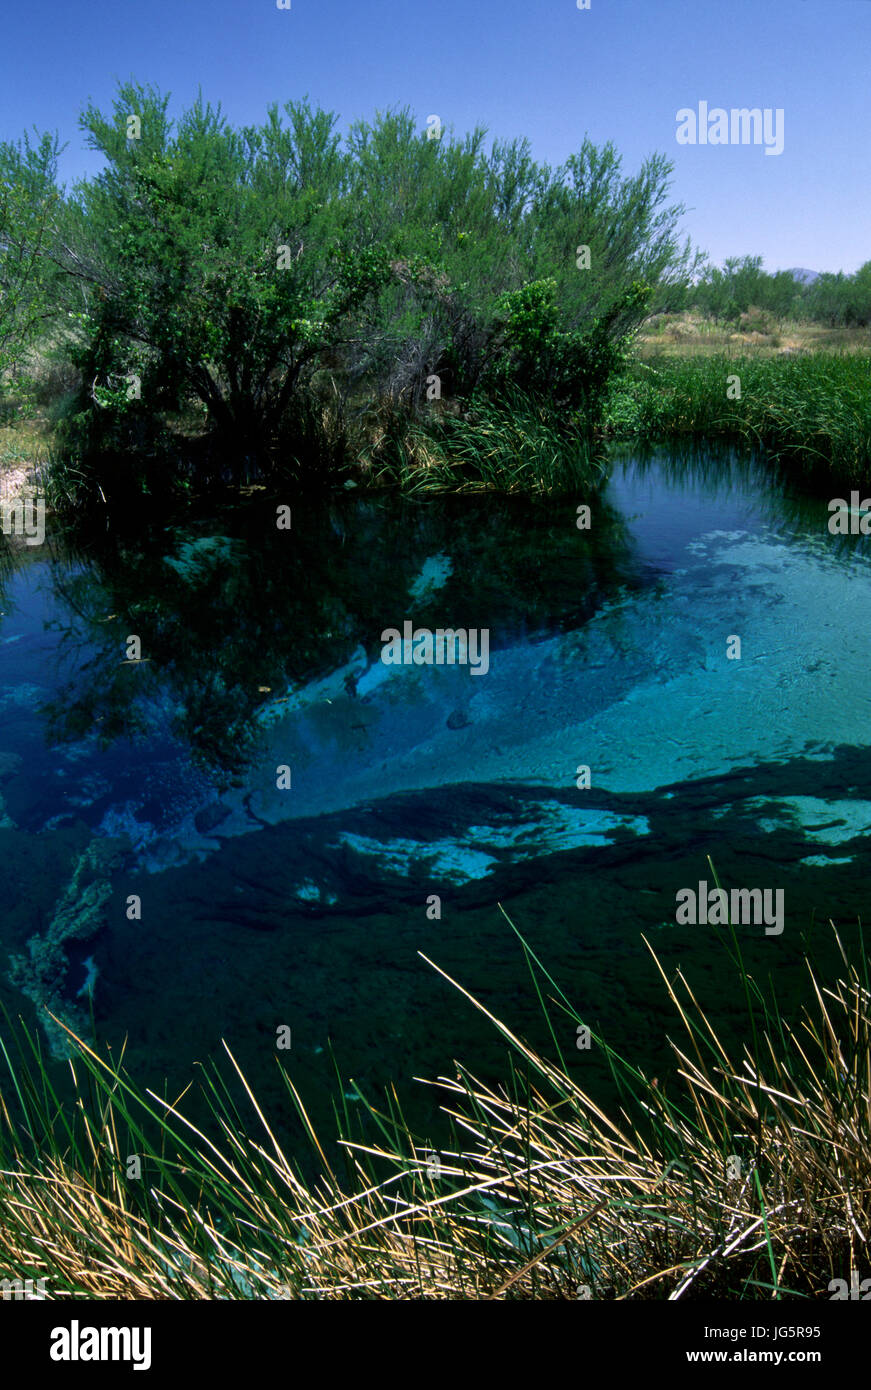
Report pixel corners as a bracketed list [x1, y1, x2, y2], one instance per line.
[606, 352, 871, 482]
[7, 837, 125, 1060]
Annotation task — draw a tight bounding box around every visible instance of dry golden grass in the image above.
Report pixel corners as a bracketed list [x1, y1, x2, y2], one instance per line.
[0, 909, 868, 1300]
[0, 419, 52, 484]
[638, 312, 871, 360]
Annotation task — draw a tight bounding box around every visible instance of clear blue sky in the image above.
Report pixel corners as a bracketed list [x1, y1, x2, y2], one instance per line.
[1, 0, 869, 273]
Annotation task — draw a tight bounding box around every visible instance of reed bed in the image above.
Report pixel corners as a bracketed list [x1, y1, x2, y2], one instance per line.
[607, 353, 871, 482]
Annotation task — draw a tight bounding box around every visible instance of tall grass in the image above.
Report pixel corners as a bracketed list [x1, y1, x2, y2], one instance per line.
[607, 353, 871, 483]
[357, 391, 607, 496]
[0, 910, 868, 1299]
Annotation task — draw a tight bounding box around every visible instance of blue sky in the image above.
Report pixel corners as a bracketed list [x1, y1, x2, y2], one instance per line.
[1, 0, 869, 273]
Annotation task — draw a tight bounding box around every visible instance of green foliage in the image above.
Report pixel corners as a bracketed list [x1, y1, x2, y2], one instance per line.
[50, 86, 393, 481]
[688, 256, 800, 324]
[345, 124, 693, 409]
[485, 278, 652, 428]
[606, 352, 871, 481]
[686, 256, 871, 331]
[803, 262, 871, 328]
[4, 82, 701, 499]
[0, 131, 65, 385]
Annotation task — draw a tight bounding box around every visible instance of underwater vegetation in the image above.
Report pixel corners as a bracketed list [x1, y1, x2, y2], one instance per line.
[8, 837, 126, 1059]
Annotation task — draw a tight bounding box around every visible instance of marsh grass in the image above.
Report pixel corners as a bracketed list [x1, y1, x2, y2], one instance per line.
[0, 901, 868, 1300]
[607, 352, 871, 481]
[356, 391, 606, 496]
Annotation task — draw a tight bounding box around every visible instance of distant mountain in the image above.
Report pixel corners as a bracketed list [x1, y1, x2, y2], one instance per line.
[786, 268, 820, 285]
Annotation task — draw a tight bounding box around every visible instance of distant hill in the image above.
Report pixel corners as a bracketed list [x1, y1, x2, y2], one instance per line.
[786, 268, 820, 285]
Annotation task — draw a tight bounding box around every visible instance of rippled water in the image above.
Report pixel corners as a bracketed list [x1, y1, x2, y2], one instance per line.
[0, 446, 867, 1146]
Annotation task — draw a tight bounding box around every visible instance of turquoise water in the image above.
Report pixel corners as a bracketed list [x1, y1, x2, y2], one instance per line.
[0, 447, 868, 1146]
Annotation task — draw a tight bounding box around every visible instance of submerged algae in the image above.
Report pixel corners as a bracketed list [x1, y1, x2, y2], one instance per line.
[8, 836, 127, 1058]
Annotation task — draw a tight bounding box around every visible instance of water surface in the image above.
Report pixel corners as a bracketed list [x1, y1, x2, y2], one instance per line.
[0, 447, 866, 1146]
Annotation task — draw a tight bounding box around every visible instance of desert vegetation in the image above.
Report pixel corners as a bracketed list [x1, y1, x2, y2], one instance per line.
[0, 82, 705, 506]
[4, 86, 871, 504]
